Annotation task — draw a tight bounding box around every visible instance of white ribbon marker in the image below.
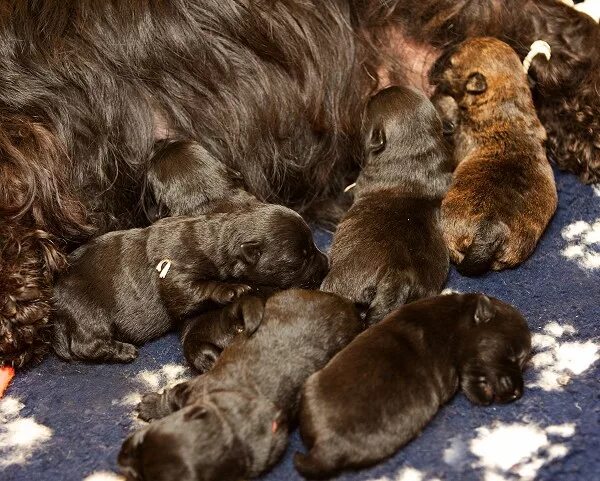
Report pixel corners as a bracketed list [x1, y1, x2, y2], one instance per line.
[523, 40, 552, 74]
[156, 259, 172, 279]
[344, 182, 356, 193]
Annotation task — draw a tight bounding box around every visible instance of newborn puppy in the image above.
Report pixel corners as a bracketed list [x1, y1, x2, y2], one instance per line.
[118, 289, 364, 481]
[181, 286, 278, 373]
[144, 140, 256, 221]
[321, 86, 453, 324]
[52, 206, 328, 363]
[295, 293, 531, 479]
[431, 37, 558, 275]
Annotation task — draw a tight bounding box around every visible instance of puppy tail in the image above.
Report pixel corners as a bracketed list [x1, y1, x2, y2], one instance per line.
[456, 220, 508, 276]
[294, 449, 341, 479]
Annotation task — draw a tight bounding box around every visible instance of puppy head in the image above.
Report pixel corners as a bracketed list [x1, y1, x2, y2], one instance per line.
[220, 295, 266, 337]
[363, 86, 443, 160]
[430, 37, 528, 110]
[457, 293, 532, 406]
[118, 392, 288, 481]
[146, 140, 248, 220]
[233, 205, 328, 288]
[361, 86, 452, 195]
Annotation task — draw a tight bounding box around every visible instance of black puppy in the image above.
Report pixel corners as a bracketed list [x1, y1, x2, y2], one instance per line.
[52, 206, 328, 363]
[118, 289, 364, 481]
[295, 293, 532, 479]
[321, 86, 453, 324]
[181, 287, 277, 373]
[144, 140, 257, 221]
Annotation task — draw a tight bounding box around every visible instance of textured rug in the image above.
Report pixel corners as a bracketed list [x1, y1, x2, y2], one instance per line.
[1, 168, 598, 481]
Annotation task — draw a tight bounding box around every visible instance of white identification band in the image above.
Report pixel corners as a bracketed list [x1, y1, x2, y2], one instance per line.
[522, 40, 552, 74]
[156, 259, 172, 278]
[344, 182, 356, 193]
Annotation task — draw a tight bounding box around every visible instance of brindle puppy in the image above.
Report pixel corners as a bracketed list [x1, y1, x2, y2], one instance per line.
[432, 37, 558, 275]
[51, 206, 328, 363]
[118, 289, 364, 481]
[144, 140, 257, 221]
[321, 86, 453, 324]
[295, 293, 532, 479]
[181, 287, 277, 373]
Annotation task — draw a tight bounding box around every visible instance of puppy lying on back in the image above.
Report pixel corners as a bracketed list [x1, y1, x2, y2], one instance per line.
[52, 206, 328, 363]
[321, 86, 453, 324]
[295, 293, 531, 479]
[181, 286, 277, 372]
[431, 37, 558, 275]
[118, 289, 364, 481]
[144, 140, 256, 221]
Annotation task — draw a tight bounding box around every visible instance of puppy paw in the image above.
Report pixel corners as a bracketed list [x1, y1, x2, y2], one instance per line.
[112, 342, 139, 363]
[137, 392, 163, 422]
[211, 283, 252, 304]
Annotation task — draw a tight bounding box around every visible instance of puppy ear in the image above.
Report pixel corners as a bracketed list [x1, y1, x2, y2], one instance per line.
[474, 295, 495, 324]
[465, 72, 487, 94]
[240, 296, 266, 334]
[368, 127, 386, 153]
[227, 296, 266, 335]
[183, 404, 209, 421]
[168, 382, 191, 411]
[239, 241, 262, 265]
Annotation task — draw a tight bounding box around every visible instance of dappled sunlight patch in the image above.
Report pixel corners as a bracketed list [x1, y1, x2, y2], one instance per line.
[0, 396, 53, 467]
[529, 322, 599, 391]
[561, 219, 600, 270]
[470, 422, 575, 481]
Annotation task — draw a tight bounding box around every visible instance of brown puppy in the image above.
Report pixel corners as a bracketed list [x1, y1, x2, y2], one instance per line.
[118, 289, 364, 481]
[52, 206, 328, 363]
[295, 293, 532, 479]
[432, 37, 558, 275]
[321, 86, 452, 324]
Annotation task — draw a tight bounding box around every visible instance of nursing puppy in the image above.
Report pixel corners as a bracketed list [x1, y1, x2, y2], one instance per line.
[181, 287, 277, 372]
[295, 293, 531, 479]
[144, 140, 257, 221]
[52, 206, 328, 363]
[431, 37, 558, 275]
[321, 86, 452, 324]
[118, 289, 364, 481]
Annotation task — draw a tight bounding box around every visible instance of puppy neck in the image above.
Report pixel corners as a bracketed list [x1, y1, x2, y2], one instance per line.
[356, 146, 452, 200]
[459, 91, 546, 144]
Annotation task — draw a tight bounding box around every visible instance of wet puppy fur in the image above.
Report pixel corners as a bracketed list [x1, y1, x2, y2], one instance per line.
[181, 286, 278, 373]
[321, 86, 452, 324]
[118, 289, 364, 481]
[51, 208, 328, 363]
[295, 293, 532, 479]
[431, 37, 558, 275]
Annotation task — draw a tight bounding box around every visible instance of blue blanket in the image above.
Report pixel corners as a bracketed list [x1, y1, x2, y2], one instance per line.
[2, 168, 598, 481]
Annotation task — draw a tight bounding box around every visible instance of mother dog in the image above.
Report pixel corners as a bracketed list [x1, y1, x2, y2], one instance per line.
[1, 0, 598, 366]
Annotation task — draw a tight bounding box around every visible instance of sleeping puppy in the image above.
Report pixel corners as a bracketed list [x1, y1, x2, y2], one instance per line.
[51, 206, 328, 363]
[118, 289, 364, 481]
[144, 139, 257, 221]
[431, 37, 558, 275]
[321, 86, 453, 324]
[181, 286, 277, 373]
[295, 293, 531, 479]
